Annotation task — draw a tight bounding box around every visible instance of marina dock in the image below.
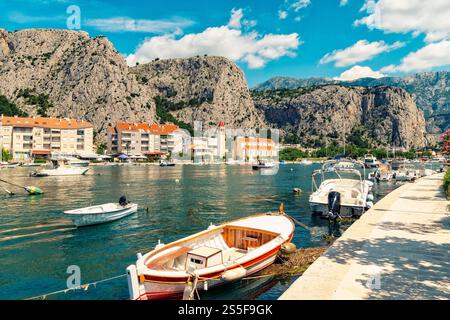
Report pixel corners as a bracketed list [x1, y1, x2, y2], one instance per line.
[280, 173, 450, 300]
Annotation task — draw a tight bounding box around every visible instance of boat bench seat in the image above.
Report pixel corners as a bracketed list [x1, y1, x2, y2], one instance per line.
[146, 246, 191, 270]
[223, 248, 246, 262]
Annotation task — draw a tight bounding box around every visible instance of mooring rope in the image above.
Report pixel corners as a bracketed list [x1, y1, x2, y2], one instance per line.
[24, 274, 127, 300]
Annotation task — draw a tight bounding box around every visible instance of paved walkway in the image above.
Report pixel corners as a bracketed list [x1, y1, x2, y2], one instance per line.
[280, 173, 450, 300]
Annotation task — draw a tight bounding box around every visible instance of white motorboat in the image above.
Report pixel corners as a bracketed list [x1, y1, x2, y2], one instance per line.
[126, 211, 294, 300]
[368, 164, 393, 182]
[309, 160, 373, 217]
[31, 160, 89, 177]
[65, 202, 138, 227]
[67, 158, 90, 167]
[159, 160, 175, 167]
[301, 159, 313, 165]
[1, 162, 21, 169]
[393, 164, 417, 182]
[363, 154, 379, 168]
[252, 160, 276, 170]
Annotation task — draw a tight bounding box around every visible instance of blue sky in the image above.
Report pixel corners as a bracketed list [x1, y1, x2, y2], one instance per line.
[1, 0, 449, 86]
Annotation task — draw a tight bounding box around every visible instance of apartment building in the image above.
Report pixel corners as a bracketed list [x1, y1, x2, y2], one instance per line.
[0, 115, 93, 161]
[108, 121, 189, 157]
[232, 137, 278, 162]
[191, 122, 226, 163]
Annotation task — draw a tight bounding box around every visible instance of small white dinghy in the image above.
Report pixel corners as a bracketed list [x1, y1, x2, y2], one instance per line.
[65, 199, 138, 227]
[126, 208, 295, 300]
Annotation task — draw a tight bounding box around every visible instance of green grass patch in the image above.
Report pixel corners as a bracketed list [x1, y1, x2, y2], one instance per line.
[444, 168, 450, 198]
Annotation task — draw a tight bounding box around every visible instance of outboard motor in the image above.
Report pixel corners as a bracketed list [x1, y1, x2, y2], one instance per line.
[119, 195, 128, 206]
[327, 191, 341, 220]
[327, 191, 342, 237]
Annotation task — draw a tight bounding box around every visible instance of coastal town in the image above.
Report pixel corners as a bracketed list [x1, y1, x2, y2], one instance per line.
[1, 115, 279, 165]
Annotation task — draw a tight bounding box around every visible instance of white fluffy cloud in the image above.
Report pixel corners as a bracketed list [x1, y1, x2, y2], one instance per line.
[382, 40, 450, 73]
[334, 65, 385, 81]
[85, 17, 194, 33]
[126, 9, 300, 69]
[291, 0, 311, 12]
[355, 0, 450, 42]
[278, 10, 288, 20]
[228, 8, 243, 29]
[320, 40, 404, 67]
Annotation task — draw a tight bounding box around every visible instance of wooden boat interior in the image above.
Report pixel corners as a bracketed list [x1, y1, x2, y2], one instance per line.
[145, 225, 279, 272]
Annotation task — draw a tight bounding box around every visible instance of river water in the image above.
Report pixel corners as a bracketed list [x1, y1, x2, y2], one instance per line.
[0, 164, 401, 300]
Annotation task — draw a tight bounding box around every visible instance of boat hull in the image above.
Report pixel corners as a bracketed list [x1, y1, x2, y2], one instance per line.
[127, 214, 294, 300]
[33, 167, 89, 176]
[309, 202, 366, 217]
[133, 248, 279, 300]
[66, 204, 138, 227]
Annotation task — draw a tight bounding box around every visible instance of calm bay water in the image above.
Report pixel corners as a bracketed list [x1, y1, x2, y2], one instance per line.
[0, 164, 401, 300]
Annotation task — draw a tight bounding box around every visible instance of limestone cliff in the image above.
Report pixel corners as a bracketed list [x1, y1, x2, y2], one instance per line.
[253, 85, 427, 149]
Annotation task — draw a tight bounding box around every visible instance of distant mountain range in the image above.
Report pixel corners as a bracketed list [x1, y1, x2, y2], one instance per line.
[253, 72, 449, 133]
[0, 28, 438, 149]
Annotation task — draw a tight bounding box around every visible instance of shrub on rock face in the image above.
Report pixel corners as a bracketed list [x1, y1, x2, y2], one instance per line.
[442, 130, 450, 156]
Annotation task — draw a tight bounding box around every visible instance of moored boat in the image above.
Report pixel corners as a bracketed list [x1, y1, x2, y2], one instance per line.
[368, 164, 393, 182]
[301, 159, 312, 165]
[160, 160, 175, 167]
[363, 154, 379, 168]
[252, 160, 276, 170]
[309, 160, 373, 217]
[64, 200, 138, 227]
[31, 160, 89, 177]
[126, 212, 295, 300]
[393, 164, 417, 181]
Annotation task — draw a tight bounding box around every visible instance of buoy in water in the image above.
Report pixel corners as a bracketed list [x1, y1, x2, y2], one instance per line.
[280, 242, 297, 255]
[293, 188, 302, 193]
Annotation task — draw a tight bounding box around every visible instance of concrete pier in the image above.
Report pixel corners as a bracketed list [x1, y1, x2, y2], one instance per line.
[280, 173, 450, 300]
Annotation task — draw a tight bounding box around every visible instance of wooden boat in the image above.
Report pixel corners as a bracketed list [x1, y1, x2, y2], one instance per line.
[64, 202, 138, 227]
[126, 212, 295, 300]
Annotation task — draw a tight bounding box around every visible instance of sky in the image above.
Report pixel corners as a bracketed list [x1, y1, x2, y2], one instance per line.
[0, 0, 449, 87]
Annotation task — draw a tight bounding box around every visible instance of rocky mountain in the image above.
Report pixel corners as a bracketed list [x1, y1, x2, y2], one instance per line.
[253, 85, 427, 149]
[0, 28, 156, 142]
[254, 72, 449, 133]
[131, 56, 264, 130]
[0, 28, 263, 143]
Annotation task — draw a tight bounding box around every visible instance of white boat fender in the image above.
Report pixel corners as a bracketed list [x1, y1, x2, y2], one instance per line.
[204, 281, 208, 291]
[207, 223, 216, 230]
[293, 188, 302, 193]
[367, 194, 374, 201]
[222, 266, 246, 282]
[126, 265, 140, 300]
[155, 240, 165, 250]
[367, 201, 373, 208]
[281, 242, 297, 255]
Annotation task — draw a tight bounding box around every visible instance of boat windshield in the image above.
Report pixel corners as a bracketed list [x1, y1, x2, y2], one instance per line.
[312, 160, 365, 192]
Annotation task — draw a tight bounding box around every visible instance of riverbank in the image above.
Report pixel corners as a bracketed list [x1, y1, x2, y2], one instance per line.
[279, 173, 450, 300]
